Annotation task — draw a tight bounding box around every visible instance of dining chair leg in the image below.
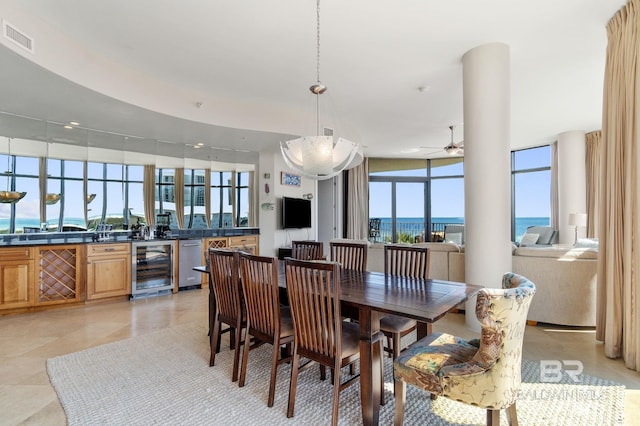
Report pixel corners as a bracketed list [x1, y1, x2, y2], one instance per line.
[394, 378, 406, 426]
[287, 352, 300, 418]
[230, 328, 236, 350]
[238, 327, 251, 387]
[393, 332, 401, 360]
[231, 323, 242, 382]
[331, 360, 341, 426]
[380, 339, 386, 406]
[267, 340, 281, 407]
[209, 317, 221, 367]
[320, 364, 327, 381]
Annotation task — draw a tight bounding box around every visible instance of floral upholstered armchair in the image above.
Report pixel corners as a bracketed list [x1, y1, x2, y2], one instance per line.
[393, 272, 536, 426]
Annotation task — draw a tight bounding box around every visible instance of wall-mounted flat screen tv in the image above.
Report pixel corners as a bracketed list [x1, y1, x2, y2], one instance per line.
[282, 196, 312, 229]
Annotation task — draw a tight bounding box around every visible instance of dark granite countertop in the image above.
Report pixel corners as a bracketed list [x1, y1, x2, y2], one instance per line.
[0, 228, 259, 247]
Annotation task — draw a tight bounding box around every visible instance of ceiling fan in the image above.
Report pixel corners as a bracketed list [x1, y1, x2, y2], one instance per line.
[421, 125, 464, 156]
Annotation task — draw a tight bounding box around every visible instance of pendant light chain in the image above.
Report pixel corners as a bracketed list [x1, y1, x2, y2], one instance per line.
[316, 0, 321, 85]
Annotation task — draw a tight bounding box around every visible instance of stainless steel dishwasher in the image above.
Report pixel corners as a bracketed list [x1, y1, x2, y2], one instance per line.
[178, 239, 203, 290]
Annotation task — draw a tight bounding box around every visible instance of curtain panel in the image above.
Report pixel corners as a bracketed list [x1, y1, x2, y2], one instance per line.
[143, 164, 156, 227]
[585, 131, 602, 238]
[174, 168, 185, 229]
[346, 158, 369, 240]
[597, 0, 640, 371]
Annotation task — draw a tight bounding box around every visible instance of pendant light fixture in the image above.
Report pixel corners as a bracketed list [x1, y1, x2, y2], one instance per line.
[0, 138, 26, 204]
[280, 0, 362, 180]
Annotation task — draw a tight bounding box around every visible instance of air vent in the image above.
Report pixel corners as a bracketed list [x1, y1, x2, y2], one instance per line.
[3, 20, 34, 53]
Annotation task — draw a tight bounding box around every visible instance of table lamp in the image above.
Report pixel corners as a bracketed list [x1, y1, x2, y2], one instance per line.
[568, 213, 587, 245]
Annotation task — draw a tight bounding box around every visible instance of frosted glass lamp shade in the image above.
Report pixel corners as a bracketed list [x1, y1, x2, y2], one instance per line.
[280, 136, 361, 180]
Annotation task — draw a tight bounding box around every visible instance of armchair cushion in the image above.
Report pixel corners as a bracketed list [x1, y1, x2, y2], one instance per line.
[394, 332, 478, 394]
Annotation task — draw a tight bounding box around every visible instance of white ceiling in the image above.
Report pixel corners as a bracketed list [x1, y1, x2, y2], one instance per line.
[0, 0, 626, 160]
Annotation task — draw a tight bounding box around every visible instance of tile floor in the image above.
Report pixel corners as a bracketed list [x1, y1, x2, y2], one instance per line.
[1, 288, 638, 425]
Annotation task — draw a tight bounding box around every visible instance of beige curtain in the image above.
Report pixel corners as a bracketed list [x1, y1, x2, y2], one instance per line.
[205, 168, 211, 228]
[143, 164, 156, 227]
[174, 168, 185, 229]
[346, 158, 369, 239]
[39, 157, 46, 224]
[596, 0, 640, 371]
[550, 142, 559, 230]
[585, 131, 602, 238]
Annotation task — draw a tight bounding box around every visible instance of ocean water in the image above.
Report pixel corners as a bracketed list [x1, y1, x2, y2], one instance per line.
[376, 217, 550, 242]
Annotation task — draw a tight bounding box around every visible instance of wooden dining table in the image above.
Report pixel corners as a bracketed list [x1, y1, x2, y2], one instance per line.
[196, 264, 481, 426]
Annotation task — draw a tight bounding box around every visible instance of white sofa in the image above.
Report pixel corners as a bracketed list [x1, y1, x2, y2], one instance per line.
[366, 243, 598, 327]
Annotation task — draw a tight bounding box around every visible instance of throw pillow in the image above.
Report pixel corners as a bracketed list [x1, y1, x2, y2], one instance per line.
[520, 233, 539, 246]
[445, 232, 463, 245]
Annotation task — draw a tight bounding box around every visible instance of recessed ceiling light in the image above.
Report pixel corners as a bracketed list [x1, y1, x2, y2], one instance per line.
[399, 148, 420, 154]
[196, 142, 204, 146]
[69, 121, 80, 126]
[64, 125, 73, 129]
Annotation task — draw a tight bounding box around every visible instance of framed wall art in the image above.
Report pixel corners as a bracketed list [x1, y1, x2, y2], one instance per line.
[281, 172, 301, 187]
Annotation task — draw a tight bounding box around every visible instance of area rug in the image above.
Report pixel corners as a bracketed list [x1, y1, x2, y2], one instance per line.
[47, 322, 625, 425]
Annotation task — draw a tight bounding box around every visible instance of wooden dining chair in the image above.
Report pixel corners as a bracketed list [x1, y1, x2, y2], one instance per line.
[291, 240, 324, 260]
[329, 240, 368, 271]
[380, 244, 431, 359]
[284, 258, 360, 426]
[208, 248, 245, 382]
[238, 252, 294, 407]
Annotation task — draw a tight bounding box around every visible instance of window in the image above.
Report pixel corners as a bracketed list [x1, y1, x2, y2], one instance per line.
[184, 169, 207, 228]
[368, 158, 464, 243]
[156, 168, 177, 228]
[0, 154, 40, 234]
[0, 145, 255, 234]
[210, 171, 233, 227]
[511, 146, 551, 242]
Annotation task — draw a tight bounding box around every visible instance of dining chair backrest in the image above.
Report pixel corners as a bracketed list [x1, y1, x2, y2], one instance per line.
[291, 240, 324, 260]
[329, 240, 368, 272]
[208, 248, 243, 323]
[284, 258, 342, 361]
[238, 252, 281, 339]
[383, 244, 430, 279]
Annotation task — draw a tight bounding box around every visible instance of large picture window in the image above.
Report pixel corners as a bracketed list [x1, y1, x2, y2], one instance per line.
[511, 146, 551, 242]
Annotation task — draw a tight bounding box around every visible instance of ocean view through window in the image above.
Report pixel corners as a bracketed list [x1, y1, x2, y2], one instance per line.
[369, 145, 551, 244]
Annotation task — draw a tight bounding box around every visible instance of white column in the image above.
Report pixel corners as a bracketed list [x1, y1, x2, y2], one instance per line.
[557, 130, 587, 245]
[462, 43, 512, 331]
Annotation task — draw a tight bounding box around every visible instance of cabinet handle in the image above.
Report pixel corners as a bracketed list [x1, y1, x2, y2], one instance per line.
[183, 243, 200, 247]
[105, 248, 115, 252]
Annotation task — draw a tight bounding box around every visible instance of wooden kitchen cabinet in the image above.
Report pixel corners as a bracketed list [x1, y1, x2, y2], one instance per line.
[229, 235, 259, 255]
[0, 247, 35, 310]
[87, 243, 131, 300]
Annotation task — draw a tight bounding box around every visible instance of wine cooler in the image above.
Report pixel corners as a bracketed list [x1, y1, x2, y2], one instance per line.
[131, 240, 174, 299]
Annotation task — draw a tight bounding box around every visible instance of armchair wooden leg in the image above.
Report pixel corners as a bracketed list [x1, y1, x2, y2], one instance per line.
[487, 409, 500, 426]
[506, 402, 518, 426]
[394, 378, 406, 426]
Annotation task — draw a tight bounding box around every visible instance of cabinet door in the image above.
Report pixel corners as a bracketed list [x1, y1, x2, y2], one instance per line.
[87, 255, 131, 300]
[0, 259, 34, 309]
[229, 235, 259, 255]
